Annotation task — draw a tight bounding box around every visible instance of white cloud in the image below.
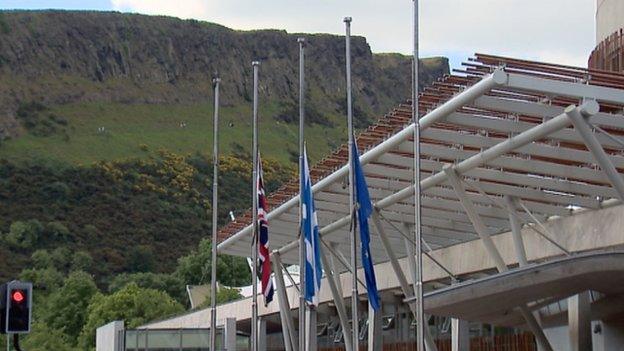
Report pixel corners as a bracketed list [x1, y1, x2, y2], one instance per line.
[109, 0, 597, 68]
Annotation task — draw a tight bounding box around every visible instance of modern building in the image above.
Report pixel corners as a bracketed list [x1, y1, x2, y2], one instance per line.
[589, 0, 624, 72]
[97, 54, 624, 351]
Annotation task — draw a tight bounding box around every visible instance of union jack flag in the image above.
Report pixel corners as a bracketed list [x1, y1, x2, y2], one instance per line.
[256, 156, 274, 306]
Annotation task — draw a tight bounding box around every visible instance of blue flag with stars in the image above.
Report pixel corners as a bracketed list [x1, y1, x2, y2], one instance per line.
[351, 139, 380, 311]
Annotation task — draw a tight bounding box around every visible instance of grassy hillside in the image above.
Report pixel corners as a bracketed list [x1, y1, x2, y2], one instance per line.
[0, 100, 350, 165]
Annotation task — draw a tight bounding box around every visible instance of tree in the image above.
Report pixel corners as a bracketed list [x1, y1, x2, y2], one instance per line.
[71, 251, 94, 272]
[41, 271, 98, 343]
[50, 247, 72, 272]
[174, 238, 250, 287]
[45, 221, 71, 241]
[4, 219, 43, 249]
[21, 322, 76, 351]
[19, 267, 64, 297]
[196, 286, 242, 309]
[31, 249, 53, 269]
[108, 272, 186, 304]
[78, 283, 183, 349]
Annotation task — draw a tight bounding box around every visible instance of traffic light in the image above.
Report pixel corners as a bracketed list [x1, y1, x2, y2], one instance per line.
[0, 281, 32, 334]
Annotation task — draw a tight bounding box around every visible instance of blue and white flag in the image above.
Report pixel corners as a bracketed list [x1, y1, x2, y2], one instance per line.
[302, 146, 323, 306]
[351, 139, 380, 311]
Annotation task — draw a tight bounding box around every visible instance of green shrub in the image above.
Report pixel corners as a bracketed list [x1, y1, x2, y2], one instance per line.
[4, 219, 43, 249]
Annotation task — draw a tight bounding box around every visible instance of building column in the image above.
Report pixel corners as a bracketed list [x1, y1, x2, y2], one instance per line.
[568, 291, 592, 351]
[225, 317, 237, 351]
[368, 303, 382, 351]
[257, 318, 267, 351]
[451, 319, 469, 351]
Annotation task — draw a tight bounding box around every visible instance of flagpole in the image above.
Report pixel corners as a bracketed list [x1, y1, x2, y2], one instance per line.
[411, 1, 425, 350]
[251, 60, 260, 351]
[344, 16, 358, 351]
[297, 37, 307, 351]
[209, 76, 221, 351]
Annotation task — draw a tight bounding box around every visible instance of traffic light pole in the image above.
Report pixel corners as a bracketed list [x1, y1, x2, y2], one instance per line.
[12, 334, 22, 351]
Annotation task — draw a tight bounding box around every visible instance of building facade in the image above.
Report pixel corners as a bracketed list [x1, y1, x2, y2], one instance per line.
[589, 0, 624, 72]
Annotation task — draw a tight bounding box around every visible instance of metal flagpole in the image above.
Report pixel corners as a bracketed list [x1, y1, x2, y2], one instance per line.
[251, 61, 260, 351]
[411, 1, 425, 351]
[210, 76, 221, 351]
[297, 37, 307, 351]
[343, 16, 358, 351]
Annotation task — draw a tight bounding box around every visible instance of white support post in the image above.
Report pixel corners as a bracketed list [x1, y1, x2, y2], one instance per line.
[368, 303, 382, 351]
[443, 166, 554, 351]
[443, 166, 508, 272]
[451, 318, 469, 351]
[319, 249, 353, 351]
[225, 318, 237, 351]
[404, 226, 439, 351]
[306, 309, 317, 351]
[568, 291, 592, 351]
[370, 212, 438, 351]
[503, 195, 529, 267]
[257, 318, 267, 351]
[567, 106, 624, 202]
[371, 211, 413, 296]
[329, 243, 345, 298]
[272, 253, 298, 351]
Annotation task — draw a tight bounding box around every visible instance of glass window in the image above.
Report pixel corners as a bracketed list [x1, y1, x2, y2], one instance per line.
[181, 329, 209, 351]
[125, 330, 138, 351]
[148, 330, 181, 350]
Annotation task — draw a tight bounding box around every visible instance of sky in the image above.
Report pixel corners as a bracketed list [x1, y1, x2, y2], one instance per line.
[0, 0, 597, 70]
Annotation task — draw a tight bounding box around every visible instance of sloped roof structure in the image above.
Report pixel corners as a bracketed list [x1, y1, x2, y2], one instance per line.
[216, 53, 624, 271]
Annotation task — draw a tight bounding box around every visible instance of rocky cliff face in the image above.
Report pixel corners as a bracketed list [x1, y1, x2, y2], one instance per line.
[0, 11, 448, 139]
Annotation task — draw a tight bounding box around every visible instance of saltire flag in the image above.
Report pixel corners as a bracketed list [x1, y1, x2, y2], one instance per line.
[302, 145, 322, 306]
[351, 139, 381, 311]
[256, 155, 274, 306]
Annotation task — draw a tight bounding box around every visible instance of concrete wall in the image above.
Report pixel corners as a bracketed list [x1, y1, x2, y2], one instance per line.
[596, 0, 624, 43]
[96, 320, 124, 351]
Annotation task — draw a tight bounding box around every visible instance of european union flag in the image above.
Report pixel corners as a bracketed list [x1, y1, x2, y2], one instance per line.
[351, 139, 380, 311]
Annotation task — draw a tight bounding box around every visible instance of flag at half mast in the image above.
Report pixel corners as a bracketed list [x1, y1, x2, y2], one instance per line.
[302, 145, 322, 305]
[351, 138, 380, 311]
[256, 155, 274, 306]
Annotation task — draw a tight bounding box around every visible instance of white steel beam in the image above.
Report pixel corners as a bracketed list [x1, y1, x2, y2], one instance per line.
[567, 108, 624, 202]
[503, 196, 528, 267]
[473, 95, 624, 130]
[444, 166, 554, 351]
[218, 70, 505, 253]
[275, 103, 597, 257]
[371, 211, 438, 351]
[272, 253, 298, 351]
[420, 126, 624, 171]
[440, 111, 624, 150]
[443, 166, 508, 272]
[505, 72, 624, 105]
[371, 211, 413, 297]
[319, 248, 352, 351]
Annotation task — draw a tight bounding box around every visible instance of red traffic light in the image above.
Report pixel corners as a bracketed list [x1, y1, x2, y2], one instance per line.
[11, 290, 24, 303]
